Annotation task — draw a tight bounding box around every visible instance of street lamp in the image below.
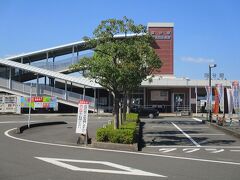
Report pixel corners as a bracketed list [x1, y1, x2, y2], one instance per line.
[209, 64, 217, 123]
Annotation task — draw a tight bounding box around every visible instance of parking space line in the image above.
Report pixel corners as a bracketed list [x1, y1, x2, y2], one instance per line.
[192, 118, 203, 122]
[171, 122, 201, 147]
[230, 150, 240, 152]
[151, 126, 209, 129]
[146, 145, 240, 148]
[145, 133, 225, 137]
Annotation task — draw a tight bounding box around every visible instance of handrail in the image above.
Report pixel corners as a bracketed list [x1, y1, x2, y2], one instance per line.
[0, 77, 96, 109]
[31, 52, 93, 72]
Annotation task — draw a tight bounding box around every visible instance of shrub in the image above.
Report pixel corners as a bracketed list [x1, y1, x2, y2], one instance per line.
[126, 113, 139, 123]
[96, 128, 109, 142]
[96, 121, 138, 144]
[96, 124, 112, 142]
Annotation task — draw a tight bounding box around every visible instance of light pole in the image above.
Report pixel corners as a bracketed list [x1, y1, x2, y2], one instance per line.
[209, 64, 217, 123]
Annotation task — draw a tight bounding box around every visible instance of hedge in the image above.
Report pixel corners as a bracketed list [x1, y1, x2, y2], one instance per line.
[126, 113, 139, 123]
[96, 113, 139, 144]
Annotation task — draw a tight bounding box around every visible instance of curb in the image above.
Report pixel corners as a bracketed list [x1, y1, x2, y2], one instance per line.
[91, 141, 138, 151]
[15, 121, 67, 134]
[210, 123, 240, 139]
[91, 121, 142, 152]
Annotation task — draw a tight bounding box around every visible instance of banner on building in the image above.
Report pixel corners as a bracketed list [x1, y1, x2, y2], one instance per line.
[232, 81, 240, 113]
[213, 88, 219, 114]
[227, 88, 234, 115]
[205, 86, 211, 111]
[76, 100, 89, 134]
[21, 96, 58, 110]
[216, 83, 224, 112]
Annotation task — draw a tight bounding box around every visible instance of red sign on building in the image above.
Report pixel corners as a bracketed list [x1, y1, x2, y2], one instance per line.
[148, 23, 174, 75]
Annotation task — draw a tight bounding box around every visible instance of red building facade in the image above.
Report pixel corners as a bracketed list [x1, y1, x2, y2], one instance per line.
[148, 23, 174, 75]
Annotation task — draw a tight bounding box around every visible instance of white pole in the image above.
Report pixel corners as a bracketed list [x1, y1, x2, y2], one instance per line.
[28, 83, 32, 128]
[223, 86, 225, 115]
[195, 86, 198, 116]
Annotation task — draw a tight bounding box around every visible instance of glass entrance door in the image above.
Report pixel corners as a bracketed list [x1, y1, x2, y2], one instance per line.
[172, 93, 185, 112]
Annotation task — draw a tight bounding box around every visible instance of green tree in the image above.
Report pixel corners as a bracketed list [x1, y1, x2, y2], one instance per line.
[70, 17, 161, 129]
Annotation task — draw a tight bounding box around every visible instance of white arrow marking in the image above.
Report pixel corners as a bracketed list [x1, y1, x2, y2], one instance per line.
[35, 157, 167, 178]
[159, 148, 177, 153]
[205, 148, 225, 153]
[182, 148, 200, 153]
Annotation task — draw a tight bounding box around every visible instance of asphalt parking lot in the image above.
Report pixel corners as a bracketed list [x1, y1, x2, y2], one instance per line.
[141, 117, 240, 159]
[1, 114, 240, 180]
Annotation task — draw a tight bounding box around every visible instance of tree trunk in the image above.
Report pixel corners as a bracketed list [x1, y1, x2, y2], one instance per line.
[119, 102, 122, 126]
[122, 92, 127, 122]
[113, 93, 120, 129]
[127, 92, 131, 113]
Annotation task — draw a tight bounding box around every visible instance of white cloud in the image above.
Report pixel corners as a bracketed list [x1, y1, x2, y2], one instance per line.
[180, 56, 215, 64]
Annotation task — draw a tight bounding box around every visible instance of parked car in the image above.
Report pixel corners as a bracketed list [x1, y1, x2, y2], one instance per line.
[131, 106, 159, 118]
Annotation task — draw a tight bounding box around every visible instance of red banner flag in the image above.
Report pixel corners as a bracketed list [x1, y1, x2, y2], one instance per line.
[213, 88, 219, 114]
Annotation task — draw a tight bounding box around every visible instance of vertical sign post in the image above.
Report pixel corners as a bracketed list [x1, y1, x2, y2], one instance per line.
[76, 100, 89, 145]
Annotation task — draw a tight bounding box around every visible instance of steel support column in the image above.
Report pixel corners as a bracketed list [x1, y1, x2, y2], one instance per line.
[189, 87, 191, 112]
[64, 80, 67, 100]
[72, 46, 74, 65]
[83, 86, 86, 100]
[94, 88, 96, 112]
[52, 56, 55, 70]
[36, 74, 39, 95]
[143, 87, 146, 107]
[8, 67, 12, 89]
[46, 52, 49, 68]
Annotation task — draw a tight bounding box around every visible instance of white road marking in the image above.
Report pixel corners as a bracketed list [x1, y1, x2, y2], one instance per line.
[0, 121, 38, 124]
[230, 150, 240, 152]
[4, 128, 240, 166]
[151, 126, 209, 129]
[205, 148, 225, 153]
[186, 134, 225, 136]
[182, 148, 200, 153]
[35, 157, 166, 177]
[159, 148, 177, 153]
[192, 118, 203, 122]
[171, 122, 201, 147]
[157, 147, 240, 154]
[146, 133, 224, 137]
[146, 145, 240, 148]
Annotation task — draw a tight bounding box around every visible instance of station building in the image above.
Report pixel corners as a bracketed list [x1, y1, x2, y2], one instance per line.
[0, 22, 231, 114]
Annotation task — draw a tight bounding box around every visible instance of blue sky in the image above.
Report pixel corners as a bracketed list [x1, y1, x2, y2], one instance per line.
[0, 0, 240, 80]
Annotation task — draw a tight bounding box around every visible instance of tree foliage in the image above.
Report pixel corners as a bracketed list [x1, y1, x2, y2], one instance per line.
[71, 17, 161, 129]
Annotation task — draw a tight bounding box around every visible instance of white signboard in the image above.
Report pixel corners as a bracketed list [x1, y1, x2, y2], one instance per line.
[76, 100, 89, 134]
[0, 95, 21, 114]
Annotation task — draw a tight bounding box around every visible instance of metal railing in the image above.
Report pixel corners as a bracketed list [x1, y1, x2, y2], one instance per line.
[0, 77, 96, 109]
[175, 106, 192, 116]
[31, 52, 93, 72]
